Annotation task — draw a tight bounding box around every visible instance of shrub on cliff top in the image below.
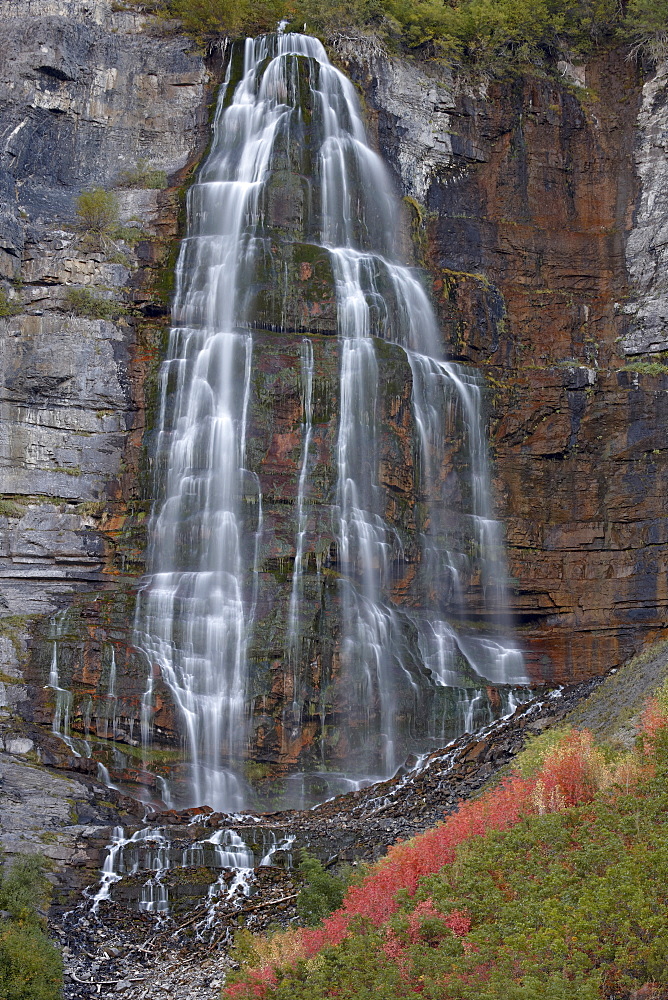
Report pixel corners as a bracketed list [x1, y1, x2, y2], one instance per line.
[123, 0, 668, 77]
[137, 0, 289, 35]
[626, 0, 668, 62]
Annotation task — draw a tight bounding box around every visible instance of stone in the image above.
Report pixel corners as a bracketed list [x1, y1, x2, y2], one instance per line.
[4, 737, 33, 755]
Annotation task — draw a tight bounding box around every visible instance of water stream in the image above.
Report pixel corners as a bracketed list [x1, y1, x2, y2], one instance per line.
[134, 32, 526, 811]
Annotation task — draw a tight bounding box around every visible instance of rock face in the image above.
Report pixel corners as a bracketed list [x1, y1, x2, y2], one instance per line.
[623, 59, 668, 357]
[338, 39, 668, 683]
[2, 6, 668, 794]
[0, 1, 218, 701]
[0, 0, 228, 799]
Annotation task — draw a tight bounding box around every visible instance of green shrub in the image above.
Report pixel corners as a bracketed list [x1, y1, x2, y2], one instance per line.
[117, 159, 168, 189]
[625, 0, 668, 62]
[65, 287, 126, 321]
[75, 188, 119, 234]
[0, 499, 25, 518]
[114, 224, 151, 246]
[138, 0, 287, 35]
[0, 854, 62, 1000]
[290, 0, 623, 68]
[297, 852, 348, 926]
[0, 292, 20, 318]
[122, 0, 655, 75]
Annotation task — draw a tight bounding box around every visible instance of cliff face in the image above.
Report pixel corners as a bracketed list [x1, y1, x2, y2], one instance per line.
[0, 0, 218, 731]
[338, 39, 668, 684]
[2, 4, 668, 790]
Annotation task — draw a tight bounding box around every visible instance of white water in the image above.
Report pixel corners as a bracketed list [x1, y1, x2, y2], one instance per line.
[90, 824, 295, 922]
[97, 645, 118, 742]
[285, 338, 315, 727]
[134, 33, 526, 811]
[45, 612, 92, 758]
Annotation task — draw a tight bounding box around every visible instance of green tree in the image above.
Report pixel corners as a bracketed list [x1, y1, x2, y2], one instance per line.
[297, 852, 348, 926]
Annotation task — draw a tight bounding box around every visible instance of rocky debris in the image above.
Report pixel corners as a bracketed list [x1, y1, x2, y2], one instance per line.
[59, 937, 229, 1000]
[45, 677, 602, 1000]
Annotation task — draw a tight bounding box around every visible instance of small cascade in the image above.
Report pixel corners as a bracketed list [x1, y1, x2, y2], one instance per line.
[45, 612, 91, 758]
[259, 831, 296, 866]
[97, 644, 119, 742]
[88, 823, 296, 924]
[138, 829, 170, 914]
[97, 762, 121, 792]
[285, 338, 315, 725]
[90, 826, 126, 913]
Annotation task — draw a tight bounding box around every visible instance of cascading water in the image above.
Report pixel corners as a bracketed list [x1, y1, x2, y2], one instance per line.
[88, 824, 295, 925]
[135, 32, 526, 811]
[46, 611, 92, 759]
[285, 338, 315, 723]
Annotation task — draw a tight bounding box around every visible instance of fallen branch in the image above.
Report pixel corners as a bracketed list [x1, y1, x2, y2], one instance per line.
[240, 891, 299, 914]
[70, 971, 146, 985]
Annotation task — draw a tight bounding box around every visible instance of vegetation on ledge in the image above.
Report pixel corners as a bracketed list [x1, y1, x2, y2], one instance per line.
[223, 681, 668, 999]
[0, 854, 62, 1000]
[122, 0, 668, 73]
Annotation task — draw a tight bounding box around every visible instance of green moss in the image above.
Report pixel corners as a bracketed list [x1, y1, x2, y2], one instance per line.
[621, 361, 668, 376]
[243, 761, 272, 785]
[73, 501, 107, 518]
[0, 616, 31, 637]
[89, 735, 182, 765]
[117, 159, 168, 189]
[0, 498, 26, 518]
[37, 833, 59, 845]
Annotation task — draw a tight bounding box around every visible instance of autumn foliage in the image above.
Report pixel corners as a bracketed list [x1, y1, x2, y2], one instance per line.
[224, 697, 668, 1000]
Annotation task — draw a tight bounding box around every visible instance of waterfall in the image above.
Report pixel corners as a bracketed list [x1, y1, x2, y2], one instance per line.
[285, 338, 315, 724]
[134, 33, 526, 811]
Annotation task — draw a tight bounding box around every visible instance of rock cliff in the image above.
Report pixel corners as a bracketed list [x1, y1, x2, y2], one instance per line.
[1, 2, 668, 794]
[0, 0, 217, 719]
[338, 37, 668, 683]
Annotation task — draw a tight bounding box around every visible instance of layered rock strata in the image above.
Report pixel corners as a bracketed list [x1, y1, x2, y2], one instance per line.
[0, 0, 218, 727]
[338, 38, 668, 682]
[1, 3, 668, 790]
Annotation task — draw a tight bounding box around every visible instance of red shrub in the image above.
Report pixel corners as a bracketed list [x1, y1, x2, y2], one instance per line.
[444, 908, 471, 938]
[641, 697, 668, 750]
[224, 967, 277, 999]
[532, 729, 609, 813]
